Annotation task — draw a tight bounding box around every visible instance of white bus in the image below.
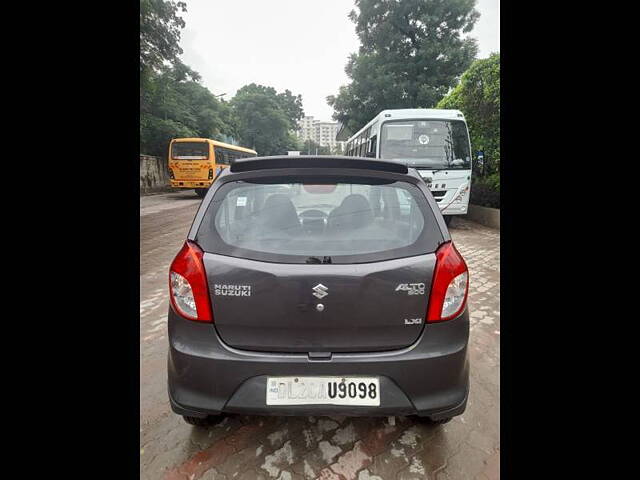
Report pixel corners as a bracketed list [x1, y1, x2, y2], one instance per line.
[344, 109, 472, 224]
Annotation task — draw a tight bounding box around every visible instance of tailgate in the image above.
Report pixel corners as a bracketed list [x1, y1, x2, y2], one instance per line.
[204, 253, 435, 353]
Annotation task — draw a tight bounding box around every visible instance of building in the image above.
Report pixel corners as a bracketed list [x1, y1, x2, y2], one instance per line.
[296, 116, 346, 153]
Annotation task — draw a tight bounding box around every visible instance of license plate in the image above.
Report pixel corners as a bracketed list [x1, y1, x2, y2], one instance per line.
[266, 376, 380, 406]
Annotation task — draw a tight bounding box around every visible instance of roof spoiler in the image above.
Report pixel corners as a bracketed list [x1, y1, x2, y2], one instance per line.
[230, 155, 408, 174]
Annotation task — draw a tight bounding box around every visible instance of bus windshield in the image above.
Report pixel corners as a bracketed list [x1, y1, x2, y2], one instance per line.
[171, 142, 209, 160]
[379, 120, 471, 170]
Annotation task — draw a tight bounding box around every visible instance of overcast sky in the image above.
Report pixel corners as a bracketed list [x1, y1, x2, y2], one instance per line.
[180, 0, 499, 122]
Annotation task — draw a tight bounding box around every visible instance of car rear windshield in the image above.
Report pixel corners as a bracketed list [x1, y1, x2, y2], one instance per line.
[171, 142, 209, 159]
[195, 177, 443, 264]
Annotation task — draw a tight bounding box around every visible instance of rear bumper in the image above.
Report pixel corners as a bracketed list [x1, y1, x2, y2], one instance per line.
[440, 202, 468, 215]
[170, 180, 212, 188]
[167, 308, 469, 419]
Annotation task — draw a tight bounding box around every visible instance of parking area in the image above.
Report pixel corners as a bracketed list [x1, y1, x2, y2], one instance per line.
[140, 190, 500, 480]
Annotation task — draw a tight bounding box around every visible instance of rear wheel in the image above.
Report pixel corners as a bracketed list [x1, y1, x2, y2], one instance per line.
[416, 416, 453, 426]
[443, 215, 453, 226]
[183, 415, 211, 427]
[195, 188, 208, 198]
[430, 417, 452, 425]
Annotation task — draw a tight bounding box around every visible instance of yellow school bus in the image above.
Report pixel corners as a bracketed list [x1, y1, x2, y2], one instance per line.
[168, 138, 257, 197]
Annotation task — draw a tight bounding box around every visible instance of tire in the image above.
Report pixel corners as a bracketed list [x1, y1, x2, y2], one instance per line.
[195, 188, 207, 198]
[183, 415, 211, 427]
[415, 415, 453, 426]
[430, 417, 452, 425]
[443, 215, 453, 226]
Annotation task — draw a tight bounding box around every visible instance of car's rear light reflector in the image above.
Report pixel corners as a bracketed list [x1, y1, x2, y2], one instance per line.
[169, 241, 213, 322]
[426, 242, 469, 322]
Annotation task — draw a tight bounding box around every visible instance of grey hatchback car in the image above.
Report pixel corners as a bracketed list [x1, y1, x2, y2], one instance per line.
[167, 156, 469, 426]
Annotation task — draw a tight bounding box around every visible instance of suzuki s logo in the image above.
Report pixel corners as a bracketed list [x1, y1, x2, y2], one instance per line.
[312, 283, 328, 299]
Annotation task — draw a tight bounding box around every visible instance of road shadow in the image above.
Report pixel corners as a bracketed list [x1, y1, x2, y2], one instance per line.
[166, 192, 203, 202]
[448, 217, 475, 231]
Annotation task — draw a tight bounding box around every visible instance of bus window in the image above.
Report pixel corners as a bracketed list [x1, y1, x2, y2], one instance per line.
[359, 138, 366, 156]
[369, 135, 377, 156]
[171, 141, 209, 159]
[222, 150, 229, 164]
[380, 120, 471, 169]
[214, 147, 221, 164]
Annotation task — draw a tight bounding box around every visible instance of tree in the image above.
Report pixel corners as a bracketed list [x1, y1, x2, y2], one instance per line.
[140, 0, 187, 74]
[300, 139, 332, 155]
[230, 84, 304, 156]
[140, 62, 236, 157]
[328, 0, 479, 136]
[277, 89, 304, 126]
[437, 53, 500, 176]
[140, 0, 189, 108]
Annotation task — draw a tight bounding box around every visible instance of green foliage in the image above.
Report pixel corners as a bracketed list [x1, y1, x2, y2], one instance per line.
[140, 62, 236, 157]
[438, 53, 500, 177]
[140, 0, 186, 74]
[276, 89, 305, 127]
[141, 71, 305, 158]
[470, 173, 500, 208]
[328, 0, 479, 136]
[230, 84, 304, 156]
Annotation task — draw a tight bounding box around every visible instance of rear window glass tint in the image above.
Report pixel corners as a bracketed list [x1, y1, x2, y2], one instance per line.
[196, 177, 442, 264]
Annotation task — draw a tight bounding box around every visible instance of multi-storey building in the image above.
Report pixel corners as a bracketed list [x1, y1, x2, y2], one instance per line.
[296, 116, 346, 153]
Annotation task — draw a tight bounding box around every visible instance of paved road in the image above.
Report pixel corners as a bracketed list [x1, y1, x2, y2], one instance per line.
[140, 190, 500, 480]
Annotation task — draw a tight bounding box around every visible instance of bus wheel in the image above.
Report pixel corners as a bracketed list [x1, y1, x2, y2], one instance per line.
[444, 215, 453, 226]
[195, 188, 207, 198]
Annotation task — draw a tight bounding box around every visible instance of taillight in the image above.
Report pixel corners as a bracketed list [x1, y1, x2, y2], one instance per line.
[169, 241, 213, 322]
[426, 242, 469, 322]
[169, 168, 175, 179]
[208, 168, 213, 179]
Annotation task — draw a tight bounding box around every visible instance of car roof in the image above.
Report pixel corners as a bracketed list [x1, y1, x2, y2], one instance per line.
[229, 155, 409, 175]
